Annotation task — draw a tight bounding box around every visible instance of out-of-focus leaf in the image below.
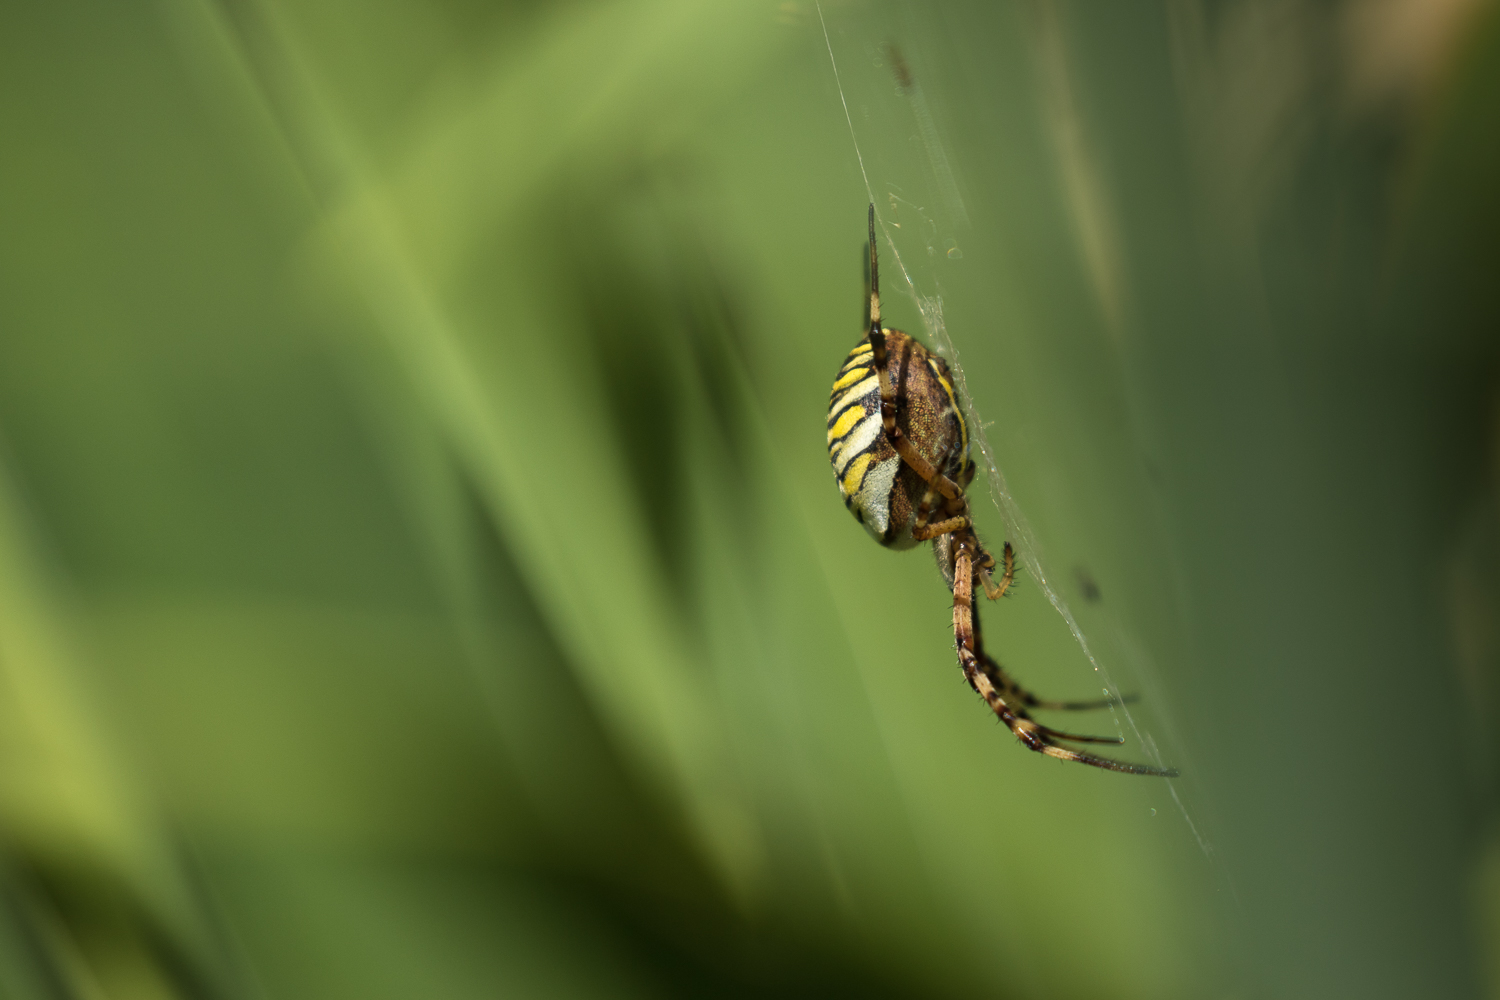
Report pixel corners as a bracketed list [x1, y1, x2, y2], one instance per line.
[1, 0, 1499, 998]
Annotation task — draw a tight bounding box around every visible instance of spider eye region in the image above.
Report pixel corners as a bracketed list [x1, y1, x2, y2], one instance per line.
[826, 328, 969, 549]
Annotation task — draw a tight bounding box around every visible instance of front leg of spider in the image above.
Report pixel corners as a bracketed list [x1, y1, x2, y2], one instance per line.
[827, 203, 1175, 777]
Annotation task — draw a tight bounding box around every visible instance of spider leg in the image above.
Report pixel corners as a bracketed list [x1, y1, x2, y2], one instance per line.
[968, 578, 1120, 743]
[913, 515, 969, 541]
[864, 205, 965, 506]
[975, 541, 1015, 601]
[885, 419, 963, 501]
[909, 450, 973, 543]
[952, 541, 1177, 777]
[969, 545, 1130, 712]
[978, 649, 1132, 713]
[1030, 726, 1124, 745]
[910, 483, 958, 540]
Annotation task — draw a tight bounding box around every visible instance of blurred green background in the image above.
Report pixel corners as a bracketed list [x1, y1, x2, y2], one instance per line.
[1, 0, 1499, 997]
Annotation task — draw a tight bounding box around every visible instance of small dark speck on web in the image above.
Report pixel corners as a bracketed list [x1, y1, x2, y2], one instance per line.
[1075, 566, 1102, 603]
[885, 42, 913, 92]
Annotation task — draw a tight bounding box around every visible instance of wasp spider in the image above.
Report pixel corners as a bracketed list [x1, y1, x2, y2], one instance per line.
[827, 205, 1175, 777]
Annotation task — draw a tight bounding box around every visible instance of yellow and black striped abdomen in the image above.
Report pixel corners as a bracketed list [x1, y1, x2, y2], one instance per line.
[827, 338, 902, 544]
[827, 329, 969, 549]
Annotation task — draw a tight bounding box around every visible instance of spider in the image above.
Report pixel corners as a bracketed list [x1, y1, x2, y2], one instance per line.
[826, 205, 1175, 777]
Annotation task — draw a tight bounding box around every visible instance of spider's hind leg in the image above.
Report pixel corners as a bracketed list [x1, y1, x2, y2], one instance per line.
[952, 540, 1176, 777]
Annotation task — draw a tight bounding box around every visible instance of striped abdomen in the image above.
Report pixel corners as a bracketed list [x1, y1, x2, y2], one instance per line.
[826, 329, 969, 549]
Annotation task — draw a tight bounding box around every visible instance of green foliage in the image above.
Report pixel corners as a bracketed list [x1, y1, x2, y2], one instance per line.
[0, 1, 1498, 998]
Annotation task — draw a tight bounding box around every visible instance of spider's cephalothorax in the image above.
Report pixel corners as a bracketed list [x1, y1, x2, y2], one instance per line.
[826, 205, 1176, 777]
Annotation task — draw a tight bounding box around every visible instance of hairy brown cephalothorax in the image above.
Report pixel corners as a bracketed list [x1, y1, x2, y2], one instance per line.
[826, 205, 1176, 777]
